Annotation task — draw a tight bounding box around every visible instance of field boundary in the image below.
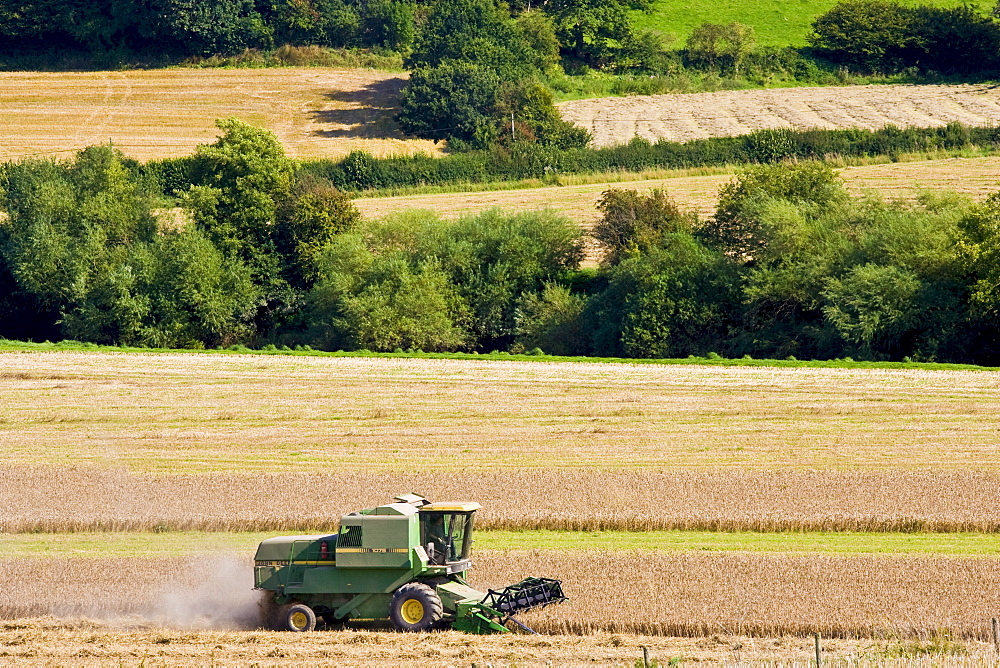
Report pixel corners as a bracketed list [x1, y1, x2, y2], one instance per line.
[0, 338, 994, 372]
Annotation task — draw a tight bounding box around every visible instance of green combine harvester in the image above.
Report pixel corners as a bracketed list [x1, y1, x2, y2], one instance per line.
[254, 494, 567, 633]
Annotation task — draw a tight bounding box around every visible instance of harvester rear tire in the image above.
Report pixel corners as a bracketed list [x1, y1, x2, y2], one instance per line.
[281, 603, 317, 632]
[390, 582, 443, 632]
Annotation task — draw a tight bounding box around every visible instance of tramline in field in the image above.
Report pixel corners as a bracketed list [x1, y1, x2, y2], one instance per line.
[254, 494, 567, 633]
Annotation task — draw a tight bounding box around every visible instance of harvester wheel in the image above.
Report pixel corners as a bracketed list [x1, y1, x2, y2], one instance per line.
[390, 582, 443, 632]
[281, 603, 317, 632]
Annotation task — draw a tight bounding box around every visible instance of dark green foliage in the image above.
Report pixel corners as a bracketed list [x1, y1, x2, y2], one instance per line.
[703, 162, 846, 261]
[275, 173, 361, 288]
[514, 283, 587, 355]
[397, 0, 577, 150]
[593, 188, 697, 266]
[140, 227, 259, 347]
[809, 1, 916, 73]
[142, 0, 271, 56]
[397, 63, 502, 146]
[0, 148, 157, 342]
[823, 263, 923, 357]
[684, 22, 756, 75]
[181, 118, 297, 329]
[7, 144, 1000, 364]
[0, 0, 413, 60]
[405, 0, 533, 79]
[0, 0, 271, 56]
[438, 208, 585, 346]
[515, 10, 562, 73]
[358, 0, 415, 51]
[309, 122, 996, 193]
[494, 79, 592, 148]
[306, 208, 584, 351]
[265, 0, 361, 47]
[587, 232, 739, 358]
[541, 0, 638, 68]
[810, 1, 1000, 74]
[180, 119, 364, 336]
[0, 145, 260, 346]
[310, 234, 471, 352]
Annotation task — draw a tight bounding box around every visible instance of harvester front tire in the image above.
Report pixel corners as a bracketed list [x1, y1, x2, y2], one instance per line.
[390, 582, 443, 632]
[281, 603, 317, 632]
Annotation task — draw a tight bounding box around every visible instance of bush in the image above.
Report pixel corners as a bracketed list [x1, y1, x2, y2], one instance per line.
[810, 1, 1000, 74]
[397, 63, 502, 148]
[593, 188, 697, 266]
[515, 283, 587, 355]
[587, 232, 739, 358]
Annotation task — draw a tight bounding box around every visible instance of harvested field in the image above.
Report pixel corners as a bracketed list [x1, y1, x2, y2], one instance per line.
[0, 69, 439, 161]
[353, 156, 1000, 227]
[3, 351, 1000, 532]
[2, 620, 978, 667]
[3, 552, 1000, 640]
[557, 84, 1000, 147]
[2, 352, 1000, 473]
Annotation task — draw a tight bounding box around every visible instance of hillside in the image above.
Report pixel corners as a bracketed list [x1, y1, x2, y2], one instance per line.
[633, 0, 992, 47]
[353, 156, 1000, 225]
[557, 83, 1000, 147]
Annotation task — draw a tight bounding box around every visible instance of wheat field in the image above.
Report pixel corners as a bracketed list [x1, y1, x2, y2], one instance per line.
[3, 551, 1000, 644]
[4, 350, 1000, 659]
[3, 352, 999, 472]
[5, 620, 988, 667]
[4, 467, 1000, 534]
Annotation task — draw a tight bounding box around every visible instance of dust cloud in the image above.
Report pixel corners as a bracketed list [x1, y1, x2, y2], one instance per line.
[143, 556, 266, 630]
[32, 555, 269, 630]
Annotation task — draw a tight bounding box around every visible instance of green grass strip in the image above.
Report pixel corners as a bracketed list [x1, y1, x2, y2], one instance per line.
[0, 337, 995, 372]
[6, 530, 1000, 558]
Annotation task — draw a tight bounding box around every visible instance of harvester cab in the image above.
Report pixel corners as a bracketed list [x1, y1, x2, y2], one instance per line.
[253, 494, 566, 634]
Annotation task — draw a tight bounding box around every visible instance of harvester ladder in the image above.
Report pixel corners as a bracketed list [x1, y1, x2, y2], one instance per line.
[282, 540, 311, 588]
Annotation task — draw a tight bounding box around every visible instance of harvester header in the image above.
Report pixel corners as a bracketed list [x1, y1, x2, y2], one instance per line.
[253, 494, 566, 633]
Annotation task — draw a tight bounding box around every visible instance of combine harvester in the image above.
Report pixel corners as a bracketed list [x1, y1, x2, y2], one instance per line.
[254, 493, 567, 633]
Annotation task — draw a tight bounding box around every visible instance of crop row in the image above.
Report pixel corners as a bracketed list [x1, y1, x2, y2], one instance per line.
[4, 467, 1000, 534]
[3, 551, 1000, 640]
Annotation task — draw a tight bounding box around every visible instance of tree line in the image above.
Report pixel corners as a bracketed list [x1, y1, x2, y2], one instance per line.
[292, 122, 994, 193]
[395, 0, 1000, 150]
[3, 122, 1000, 364]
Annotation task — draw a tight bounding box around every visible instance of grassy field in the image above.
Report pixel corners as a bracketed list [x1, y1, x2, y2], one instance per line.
[633, 0, 991, 47]
[9, 530, 1000, 557]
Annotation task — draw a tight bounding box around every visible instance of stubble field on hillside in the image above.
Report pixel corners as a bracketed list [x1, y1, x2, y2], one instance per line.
[557, 84, 1000, 147]
[0, 68, 438, 162]
[353, 156, 1000, 229]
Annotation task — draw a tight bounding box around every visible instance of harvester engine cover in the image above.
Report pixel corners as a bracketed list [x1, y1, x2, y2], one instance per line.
[253, 494, 567, 633]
